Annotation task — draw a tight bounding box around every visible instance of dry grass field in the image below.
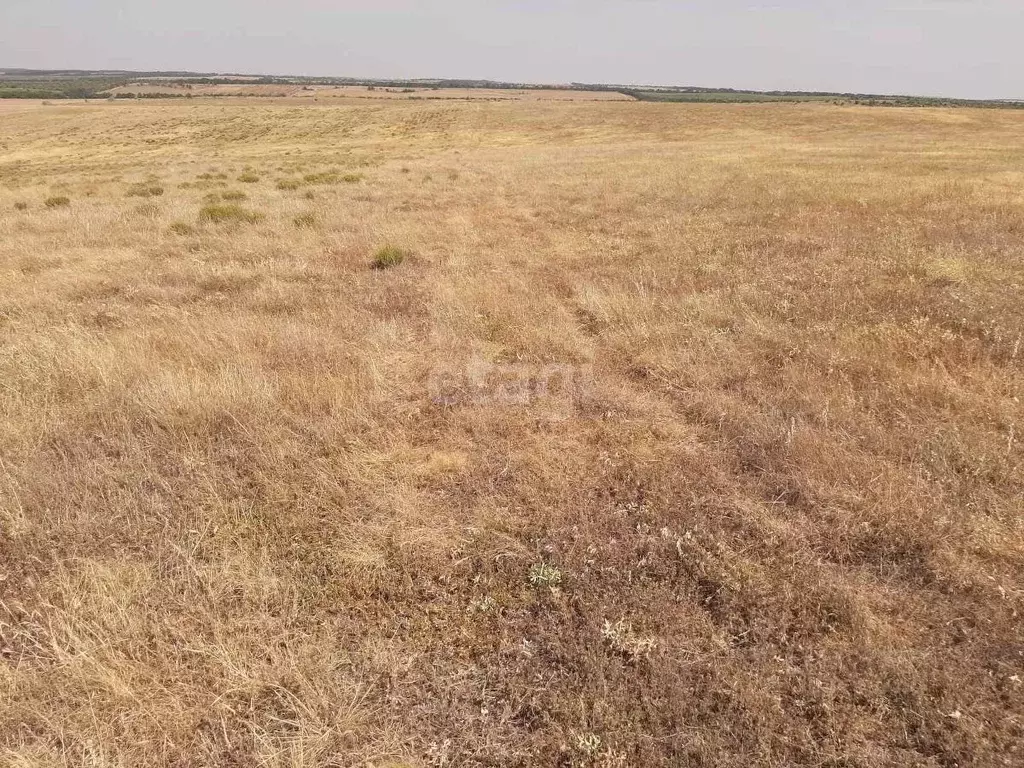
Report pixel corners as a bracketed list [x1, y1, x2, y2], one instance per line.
[0, 98, 1022, 767]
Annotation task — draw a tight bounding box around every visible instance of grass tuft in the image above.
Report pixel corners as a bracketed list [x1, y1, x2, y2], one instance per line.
[198, 204, 264, 225]
[303, 171, 341, 185]
[44, 195, 70, 208]
[168, 221, 197, 236]
[371, 245, 407, 270]
[126, 183, 164, 198]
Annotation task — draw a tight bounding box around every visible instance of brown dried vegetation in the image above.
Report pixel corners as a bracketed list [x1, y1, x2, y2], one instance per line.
[0, 99, 1022, 767]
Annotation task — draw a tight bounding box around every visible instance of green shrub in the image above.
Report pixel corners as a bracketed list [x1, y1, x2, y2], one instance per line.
[220, 190, 248, 202]
[238, 172, 260, 184]
[293, 213, 318, 229]
[127, 183, 164, 198]
[199, 204, 264, 225]
[276, 178, 302, 191]
[371, 245, 407, 270]
[44, 196, 70, 208]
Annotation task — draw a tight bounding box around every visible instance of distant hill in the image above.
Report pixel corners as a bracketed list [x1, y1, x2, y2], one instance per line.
[1, 68, 1020, 108]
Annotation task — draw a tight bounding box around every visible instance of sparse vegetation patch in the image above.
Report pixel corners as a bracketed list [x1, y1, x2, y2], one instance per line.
[168, 221, 197, 236]
[303, 171, 342, 185]
[198, 203, 264, 224]
[126, 182, 164, 198]
[371, 245, 407, 269]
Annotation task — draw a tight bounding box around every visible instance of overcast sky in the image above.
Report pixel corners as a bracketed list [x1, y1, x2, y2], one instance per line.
[1, 1, 1020, 99]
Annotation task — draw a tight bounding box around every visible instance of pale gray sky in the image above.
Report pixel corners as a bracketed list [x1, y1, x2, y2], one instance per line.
[1, 1, 1020, 99]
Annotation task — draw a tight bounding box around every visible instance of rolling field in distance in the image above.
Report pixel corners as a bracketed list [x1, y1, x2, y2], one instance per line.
[103, 84, 634, 101]
[1, 98, 1023, 766]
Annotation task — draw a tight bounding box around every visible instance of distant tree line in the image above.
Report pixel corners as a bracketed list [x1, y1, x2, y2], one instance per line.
[2, 70, 1021, 109]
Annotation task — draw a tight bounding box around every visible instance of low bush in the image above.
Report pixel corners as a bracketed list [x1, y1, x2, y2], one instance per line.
[198, 204, 264, 225]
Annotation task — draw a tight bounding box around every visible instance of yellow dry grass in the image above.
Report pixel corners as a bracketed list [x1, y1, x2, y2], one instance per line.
[0, 98, 1022, 767]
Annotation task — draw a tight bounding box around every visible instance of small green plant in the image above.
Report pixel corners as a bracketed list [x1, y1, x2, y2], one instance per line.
[238, 172, 260, 184]
[126, 182, 164, 198]
[13, 202, 28, 211]
[199, 204, 264, 225]
[169, 221, 196, 236]
[371, 245, 407, 270]
[276, 178, 302, 191]
[293, 213, 318, 229]
[220, 190, 248, 201]
[528, 562, 563, 589]
[44, 195, 70, 208]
